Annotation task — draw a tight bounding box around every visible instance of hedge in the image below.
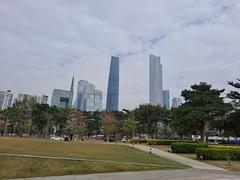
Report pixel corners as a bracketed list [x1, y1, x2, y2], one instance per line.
[147, 139, 196, 146]
[171, 142, 208, 153]
[129, 139, 147, 144]
[196, 148, 240, 160]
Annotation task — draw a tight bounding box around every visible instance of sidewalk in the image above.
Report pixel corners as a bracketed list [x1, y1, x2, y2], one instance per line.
[14, 169, 240, 180]
[129, 144, 227, 171]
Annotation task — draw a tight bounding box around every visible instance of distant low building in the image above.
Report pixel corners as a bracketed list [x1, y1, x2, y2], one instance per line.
[0, 90, 13, 110]
[17, 93, 48, 104]
[172, 97, 182, 108]
[51, 76, 74, 108]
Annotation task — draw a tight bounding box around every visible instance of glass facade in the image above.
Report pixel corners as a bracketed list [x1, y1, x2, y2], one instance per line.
[106, 56, 119, 112]
[0, 90, 13, 110]
[51, 89, 71, 108]
[163, 90, 170, 109]
[51, 76, 74, 108]
[149, 54, 163, 106]
[75, 80, 102, 111]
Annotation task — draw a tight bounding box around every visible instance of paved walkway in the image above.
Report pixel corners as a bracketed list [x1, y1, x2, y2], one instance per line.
[14, 169, 240, 180]
[129, 144, 227, 171]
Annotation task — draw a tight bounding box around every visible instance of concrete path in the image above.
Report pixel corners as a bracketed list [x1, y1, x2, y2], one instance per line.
[14, 169, 240, 180]
[129, 144, 227, 171]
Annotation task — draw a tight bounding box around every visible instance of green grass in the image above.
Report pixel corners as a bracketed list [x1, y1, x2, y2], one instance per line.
[0, 137, 187, 179]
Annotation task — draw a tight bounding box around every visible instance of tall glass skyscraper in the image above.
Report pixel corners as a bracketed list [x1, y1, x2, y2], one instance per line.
[106, 56, 119, 112]
[149, 54, 163, 106]
[163, 90, 170, 109]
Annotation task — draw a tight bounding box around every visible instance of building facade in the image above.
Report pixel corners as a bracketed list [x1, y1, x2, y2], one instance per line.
[51, 76, 74, 108]
[172, 97, 182, 108]
[0, 90, 13, 110]
[75, 80, 102, 111]
[17, 93, 48, 104]
[163, 90, 170, 109]
[106, 56, 119, 112]
[149, 54, 163, 106]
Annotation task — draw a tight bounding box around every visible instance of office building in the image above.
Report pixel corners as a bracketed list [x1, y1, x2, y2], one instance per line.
[149, 54, 163, 106]
[106, 56, 119, 112]
[0, 90, 13, 110]
[51, 76, 74, 108]
[75, 80, 102, 111]
[163, 90, 170, 109]
[17, 93, 48, 104]
[172, 97, 182, 108]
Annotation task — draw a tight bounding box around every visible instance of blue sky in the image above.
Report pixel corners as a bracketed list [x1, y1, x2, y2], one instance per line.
[0, 0, 240, 109]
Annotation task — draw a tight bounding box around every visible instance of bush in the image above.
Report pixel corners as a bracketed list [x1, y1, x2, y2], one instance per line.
[147, 139, 196, 146]
[171, 142, 208, 153]
[129, 139, 147, 144]
[196, 148, 240, 160]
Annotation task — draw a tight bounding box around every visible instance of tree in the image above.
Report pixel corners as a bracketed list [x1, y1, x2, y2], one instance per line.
[227, 79, 240, 106]
[51, 106, 70, 136]
[8, 98, 36, 136]
[219, 78, 240, 138]
[123, 117, 138, 138]
[170, 105, 197, 139]
[179, 82, 232, 142]
[32, 103, 53, 137]
[66, 110, 86, 139]
[0, 109, 9, 136]
[85, 111, 102, 137]
[134, 104, 169, 138]
[112, 111, 128, 139]
[102, 113, 117, 141]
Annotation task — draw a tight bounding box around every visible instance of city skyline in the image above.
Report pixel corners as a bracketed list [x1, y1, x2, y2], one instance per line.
[0, 0, 239, 109]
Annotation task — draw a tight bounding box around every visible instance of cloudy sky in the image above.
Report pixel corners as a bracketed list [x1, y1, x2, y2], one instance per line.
[0, 0, 240, 109]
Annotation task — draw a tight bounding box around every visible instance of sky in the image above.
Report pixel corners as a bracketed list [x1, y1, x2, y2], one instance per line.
[0, 0, 240, 110]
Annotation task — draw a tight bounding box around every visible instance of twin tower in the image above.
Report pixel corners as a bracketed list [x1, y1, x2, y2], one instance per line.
[106, 54, 163, 112]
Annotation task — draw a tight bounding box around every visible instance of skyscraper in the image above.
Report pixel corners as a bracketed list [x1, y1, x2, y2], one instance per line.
[163, 90, 170, 109]
[172, 97, 182, 108]
[75, 80, 102, 111]
[51, 76, 74, 108]
[106, 56, 119, 112]
[149, 54, 163, 106]
[0, 90, 13, 110]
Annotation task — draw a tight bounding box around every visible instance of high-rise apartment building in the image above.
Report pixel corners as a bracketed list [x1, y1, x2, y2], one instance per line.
[0, 90, 13, 110]
[172, 97, 182, 108]
[75, 80, 102, 111]
[51, 76, 74, 108]
[163, 90, 170, 109]
[106, 56, 119, 112]
[149, 54, 163, 106]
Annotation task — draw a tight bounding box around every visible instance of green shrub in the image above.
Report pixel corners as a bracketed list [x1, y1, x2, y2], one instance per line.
[147, 139, 196, 146]
[129, 139, 147, 144]
[196, 148, 240, 160]
[171, 142, 208, 153]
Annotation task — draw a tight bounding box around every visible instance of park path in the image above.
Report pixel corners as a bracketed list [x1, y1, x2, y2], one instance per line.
[128, 144, 227, 171]
[13, 169, 240, 180]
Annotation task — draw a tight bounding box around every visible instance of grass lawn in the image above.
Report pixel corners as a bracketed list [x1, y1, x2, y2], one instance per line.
[155, 145, 240, 171]
[0, 137, 187, 179]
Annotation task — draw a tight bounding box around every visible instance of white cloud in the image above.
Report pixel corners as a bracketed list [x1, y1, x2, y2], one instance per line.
[0, 0, 239, 109]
